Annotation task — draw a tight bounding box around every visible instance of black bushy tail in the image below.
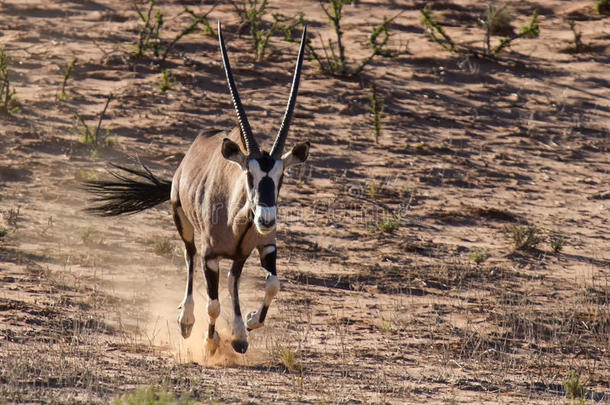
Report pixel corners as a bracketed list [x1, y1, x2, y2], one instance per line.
[83, 161, 172, 217]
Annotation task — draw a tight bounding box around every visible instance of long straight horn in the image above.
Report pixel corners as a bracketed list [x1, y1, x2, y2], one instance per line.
[270, 25, 307, 159]
[218, 21, 260, 156]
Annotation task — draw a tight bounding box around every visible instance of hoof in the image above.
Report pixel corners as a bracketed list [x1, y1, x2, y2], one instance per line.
[231, 339, 249, 354]
[205, 331, 220, 354]
[246, 311, 263, 331]
[177, 312, 195, 339]
[179, 322, 194, 339]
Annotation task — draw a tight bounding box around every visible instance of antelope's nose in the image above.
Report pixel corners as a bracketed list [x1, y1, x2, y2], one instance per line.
[259, 217, 276, 228]
[254, 205, 277, 232]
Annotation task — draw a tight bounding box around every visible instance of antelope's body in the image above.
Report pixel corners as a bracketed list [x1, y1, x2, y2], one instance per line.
[85, 22, 309, 353]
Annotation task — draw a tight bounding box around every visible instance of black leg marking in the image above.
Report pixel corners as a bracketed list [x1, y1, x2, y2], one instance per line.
[204, 265, 219, 300]
[230, 260, 245, 317]
[260, 244, 277, 276]
[208, 323, 215, 338]
[258, 304, 269, 324]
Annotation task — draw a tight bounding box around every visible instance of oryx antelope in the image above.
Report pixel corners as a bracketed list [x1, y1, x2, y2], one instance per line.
[84, 22, 310, 354]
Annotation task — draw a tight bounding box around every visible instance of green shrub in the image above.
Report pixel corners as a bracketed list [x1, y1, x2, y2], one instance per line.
[114, 386, 195, 405]
[596, 0, 610, 14]
[504, 225, 541, 250]
[0, 48, 19, 114]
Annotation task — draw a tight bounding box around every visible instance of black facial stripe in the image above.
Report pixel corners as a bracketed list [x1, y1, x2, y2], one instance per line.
[257, 154, 275, 172]
[258, 176, 276, 207]
[247, 172, 253, 189]
[278, 173, 284, 191]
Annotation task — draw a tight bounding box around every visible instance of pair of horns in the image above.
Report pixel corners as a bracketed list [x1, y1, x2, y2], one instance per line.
[218, 21, 307, 159]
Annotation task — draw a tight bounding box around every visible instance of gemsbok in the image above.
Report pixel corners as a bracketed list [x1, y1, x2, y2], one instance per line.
[84, 22, 310, 354]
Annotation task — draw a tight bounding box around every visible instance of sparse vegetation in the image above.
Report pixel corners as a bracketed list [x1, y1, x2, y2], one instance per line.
[550, 233, 566, 253]
[231, 0, 303, 62]
[420, 8, 456, 53]
[82, 227, 105, 246]
[158, 69, 175, 93]
[76, 169, 100, 182]
[504, 224, 542, 250]
[134, 0, 164, 58]
[565, 20, 589, 53]
[277, 347, 301, 372]
[469, 249, 490, 264]
[596, 0, 610, 14]
[0, 48, 19, 114]
[377, 218, 399, 233]
[134, 1, 216, 60]
[6, 207, 20, 228]
[368, 82, 384, 143]
[59, 58, 77, 101]
[0, 226, 8, 238]
[422, 6, 539, 57]
[114, 386, 195, 405]
[563, 370, 585, 402]
[365, 182, 378, 199]
[150, 236, 175, 258]
[74, 93, 115, 150]
[161, 6, 216, 61]
[307, 0, 407, 77]
[483, 5, 514, 36]
[379, 319, 393, 332]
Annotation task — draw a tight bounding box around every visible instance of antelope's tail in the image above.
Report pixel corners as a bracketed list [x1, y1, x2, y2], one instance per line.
[83, 162, 172, 217]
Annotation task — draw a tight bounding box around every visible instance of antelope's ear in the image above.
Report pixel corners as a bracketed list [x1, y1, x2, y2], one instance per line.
[221, 138, 248, 169]
[281, 141, 310, 168]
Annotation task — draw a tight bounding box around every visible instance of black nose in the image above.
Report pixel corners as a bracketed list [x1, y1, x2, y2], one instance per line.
[259, 217, 275, 228]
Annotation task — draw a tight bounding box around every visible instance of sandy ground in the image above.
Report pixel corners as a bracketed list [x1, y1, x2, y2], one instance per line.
[0, 0, 609, 403]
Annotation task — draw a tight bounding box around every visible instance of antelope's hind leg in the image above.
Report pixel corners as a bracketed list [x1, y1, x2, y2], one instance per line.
[173, 205, 196, 338]
[247, 244, 280, 331]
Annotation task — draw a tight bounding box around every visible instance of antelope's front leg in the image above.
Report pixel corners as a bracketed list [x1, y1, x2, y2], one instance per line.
[228, 259, 248, 353]
[203, 257, 221, 353]
[247, 244, 280, 331]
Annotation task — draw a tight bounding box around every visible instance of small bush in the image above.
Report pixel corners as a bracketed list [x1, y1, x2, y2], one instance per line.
[549, 233, 566, 253]
[365, 182, 378, 199]
[377, 218, 399, 234]
[484, 5, 514, 36]
[114, 385, 195, 405]
[59, 58, 77, 101]
[150, 237, 175, 258]
[134, 1, 215, 60]
[565, 20, 589, 53]
[308, 0, 407, 77]
[0, 48, 19, 114]
[277, 347, 301, 372]
[0, 226, 9, 238]
[368, 83, 385, 143]
[504, 224, 541, 250]
[6, 207, 20, 228]
[158, 69, 175, 93]
[563, 370, 585, 400]
[469, 250, 490, 265]
[232, 0, 303, 62]
[74, 94, 114, 150]
[422, 7, 539, 57]
[82, 227, 105, 246]
[596, 0, 610, 14]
